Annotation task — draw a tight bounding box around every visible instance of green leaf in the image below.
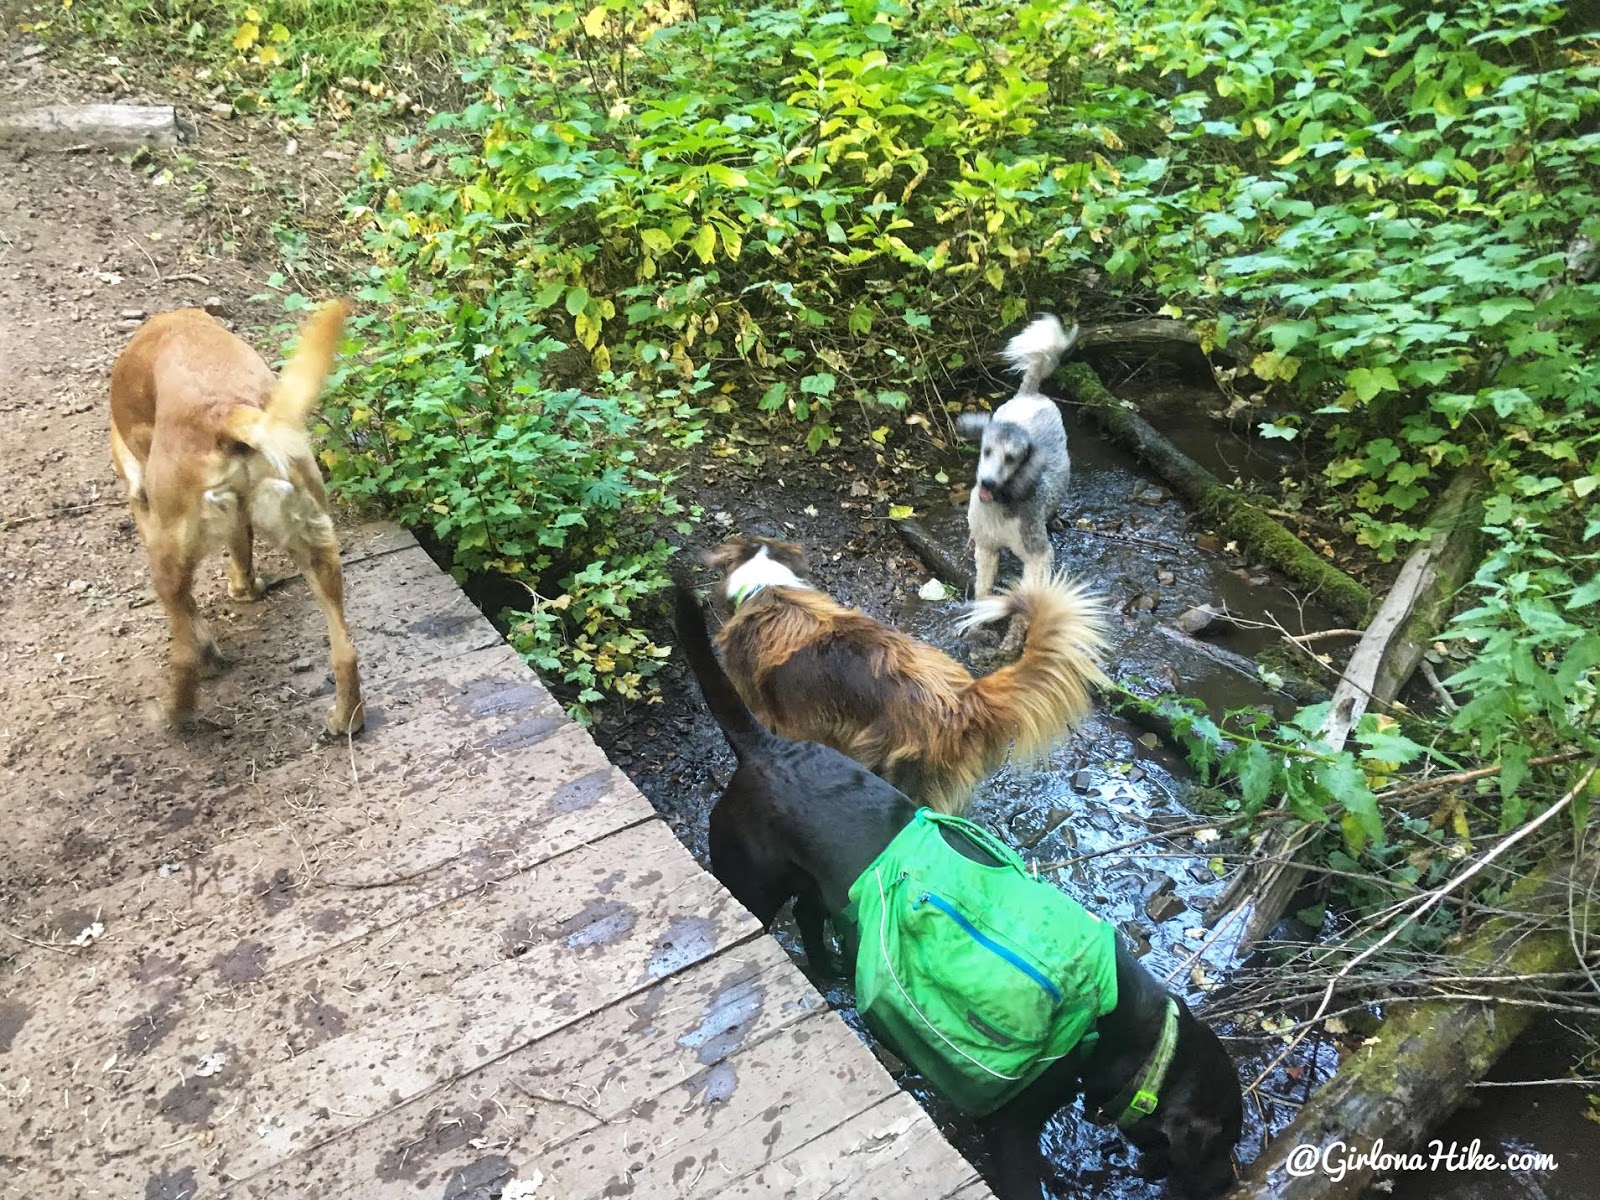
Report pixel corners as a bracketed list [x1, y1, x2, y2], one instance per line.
[1478, 296, 1534, 327]
[1348, 366, 1399, 402]
[888, 504, 914, 520]
[1567, 576, 1600, 610]
[758, 381, 786, 411]
[565, 287, 590, 317]
[1233, 742, 1276, 811]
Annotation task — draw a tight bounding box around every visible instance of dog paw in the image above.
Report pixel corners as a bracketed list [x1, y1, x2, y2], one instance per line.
[322, 703, 366, 740]
[228, 575, 266, 602]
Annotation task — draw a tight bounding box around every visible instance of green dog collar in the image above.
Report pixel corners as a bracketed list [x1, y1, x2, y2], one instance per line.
[1114, 997, 1180, 1129]
[728, 580, 768, 611]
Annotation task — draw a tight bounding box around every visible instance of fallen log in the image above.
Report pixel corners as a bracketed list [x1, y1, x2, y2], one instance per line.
[1204, 470, 1484, 952]
[1057, 361, 1375, 626]
[0, 104, 180, 148]
[894, 517, 973, 597]
[1233, 826, 1600, 1199]
[1076, 317, 1242, 366]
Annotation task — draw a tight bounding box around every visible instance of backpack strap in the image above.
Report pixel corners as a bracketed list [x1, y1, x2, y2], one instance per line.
[920, 809, 1029, 875]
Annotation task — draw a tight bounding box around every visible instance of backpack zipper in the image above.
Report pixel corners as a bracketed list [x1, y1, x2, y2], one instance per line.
[918, 891, 1062, 1004]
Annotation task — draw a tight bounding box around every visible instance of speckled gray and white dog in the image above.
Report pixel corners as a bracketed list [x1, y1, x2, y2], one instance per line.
[957, 314, 1079, 599]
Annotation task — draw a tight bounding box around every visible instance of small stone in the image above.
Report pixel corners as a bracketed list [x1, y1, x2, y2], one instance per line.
[1127, 766, 1146, 784]
[1156, 569, 1175, 585]
[1070, 769, 1095, 791]
[66, 579, 89, 594]
[1145, 876, 1187, 923]
[1119, 920, 1153, 957]
[1188, 863, 1219, 886]
[119, 308, 146, 321]
[1175, 604, 1219, 635]
[20, 43, 46, 59]
[290, 657, 315, 673]
[1135, 486, 1168, 505]
[1248, 574, 1271, 587]
[209, 102, 234, 119]
[204, 296, 226, 316]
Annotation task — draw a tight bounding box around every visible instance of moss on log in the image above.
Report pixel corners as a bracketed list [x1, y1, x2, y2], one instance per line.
[1233, 844, 1600, 1199]
[1058, 361, 1376, 625]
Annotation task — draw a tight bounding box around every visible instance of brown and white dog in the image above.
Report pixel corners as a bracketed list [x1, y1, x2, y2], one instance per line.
[109, 302, 363, 736]
[703, 536, 1109, 812]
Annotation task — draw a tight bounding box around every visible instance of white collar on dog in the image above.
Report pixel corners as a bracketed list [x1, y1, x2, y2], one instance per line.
[725, 546, 807, 611]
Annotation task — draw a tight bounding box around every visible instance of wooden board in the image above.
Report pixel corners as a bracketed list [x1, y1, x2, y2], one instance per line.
[0, 521, 995, 1200]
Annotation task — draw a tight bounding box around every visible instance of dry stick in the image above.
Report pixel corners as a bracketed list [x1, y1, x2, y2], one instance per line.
[1245, 759, 1598, 1096]
[1, 499, 122, 530]
[1373, 750, 1587, 802]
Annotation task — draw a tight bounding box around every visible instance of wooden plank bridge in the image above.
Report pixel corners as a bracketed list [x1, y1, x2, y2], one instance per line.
[0, 525, 991, 1200]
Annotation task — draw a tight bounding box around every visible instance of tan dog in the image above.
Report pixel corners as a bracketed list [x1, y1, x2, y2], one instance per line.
[109, 302, 363, 736]
[703, 536, 1109, 813]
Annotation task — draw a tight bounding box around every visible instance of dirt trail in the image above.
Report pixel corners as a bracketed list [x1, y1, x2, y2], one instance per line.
[0, 47, 355, 932]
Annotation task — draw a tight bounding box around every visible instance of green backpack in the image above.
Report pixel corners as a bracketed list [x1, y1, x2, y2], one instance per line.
[838, 808, 1119, 1116]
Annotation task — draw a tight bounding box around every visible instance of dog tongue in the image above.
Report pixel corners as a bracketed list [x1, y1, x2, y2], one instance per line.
[977, 485, 994, 502]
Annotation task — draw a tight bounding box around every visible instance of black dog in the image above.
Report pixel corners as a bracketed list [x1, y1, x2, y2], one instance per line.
[674, 584, 1243, 1200]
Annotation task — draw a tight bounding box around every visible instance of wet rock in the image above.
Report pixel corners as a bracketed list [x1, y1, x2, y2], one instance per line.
[1011, 806, 1071, 849]
[1119, 920, 1153, 957]
[1188, 862, 1219, 886]
[1127, 766, 1146, 785]
[1248, 573, 1271, 587]
[1144, 876, 1187, 923]
[1087, 809, 1120, 834]
[1134, 486, 1168, 505]
[1195, 533, 1223, 553]
[1070, 769, 1095, 792]
[119, 307, 145, 320]
[1156, 569, 1175, 585]
[1175, 604, 1219, 635]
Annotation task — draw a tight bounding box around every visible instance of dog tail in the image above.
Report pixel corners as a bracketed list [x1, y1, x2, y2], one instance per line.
[953, 573, 1110, 766]
[1002, 314, 1079, 394]
[220, 300, 350, 479]
[672, 582, 771, 760]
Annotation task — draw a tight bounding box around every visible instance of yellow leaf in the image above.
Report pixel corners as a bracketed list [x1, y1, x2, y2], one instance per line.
[1251, 116, 1271, 138]
[592, 344, 611, 374]
[888, 504, 914, 520]
[256, 44, 279, 65]
[232, 21, 260, 51]
[270, 22, 290, 43]
[1272, 145, 1305, 166]
[984, 263, 1004, 290]
[583, 4, 608, 38]
[1364, 44, 1389, 58]
[691, 223, 717, 263]
[243, 6, 261, 21]
[870, 426, 889, 445]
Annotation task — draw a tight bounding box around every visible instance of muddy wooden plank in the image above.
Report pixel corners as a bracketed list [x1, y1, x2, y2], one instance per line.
[337, 522, 418, 566]
[943, 1178, 1000, 1199]
[717, 1091, 985, 1199]
[7, 640, 574, 919]
[1, 729, 649, 1063]
[233, 938, 824, 1197]
[2, 820, 755, 1196]
[530, 1005, 956, 1199]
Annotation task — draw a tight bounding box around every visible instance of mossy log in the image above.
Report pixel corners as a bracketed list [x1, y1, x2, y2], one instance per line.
[894, 517, 973, 597]
[1057, 362, 1376, 625]
[1205, 469, 1485, 952]
[1233, 843, 1600, 1199]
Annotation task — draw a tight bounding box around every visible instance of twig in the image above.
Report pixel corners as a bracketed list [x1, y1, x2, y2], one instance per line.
[1470, 1077, 1600, 1088]
[127, 234, 162, 282]
[1374, 751, 1587, 802]
[1246, 759, 1599, 1094]
[1287, 628, 1363, 644]
[166, 272, 212, 286]
[1, 499, 123, 530]
[3, 928, 77, 955]
[1420, 659, 1460, 713]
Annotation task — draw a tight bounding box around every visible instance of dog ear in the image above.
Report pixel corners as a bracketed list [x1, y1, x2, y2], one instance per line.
[758, 538, 811, 576]
[702, 538, 750, 573]
[955, 412, 991, 441]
